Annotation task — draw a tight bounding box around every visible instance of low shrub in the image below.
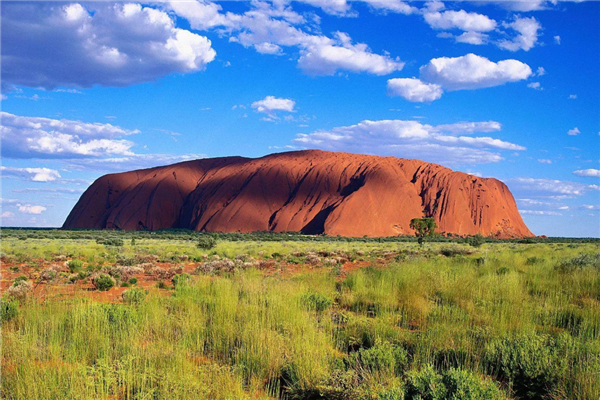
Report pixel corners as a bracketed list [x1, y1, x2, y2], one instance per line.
[405, 364, 446, 400]
[485, 332, 571, 399]
[122, 287, 147, 304]
[197, 235, 217, 250]
[67, 259, 84, 273]
[440, 247, 473, 257]
[92, 274, 115, 291]
[1, 298, 19, 322]
[302, 291, 333, 312]
[465, 234, 486, 248]
[7, 279, 33, 301]
[405, 365, 503, 400]
[357, 342, 409, 375]
[172, 273, 192, 288]
[555, 253, 600, 273]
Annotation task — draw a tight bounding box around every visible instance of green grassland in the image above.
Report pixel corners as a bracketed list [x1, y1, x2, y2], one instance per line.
[1, 230, 599, 399]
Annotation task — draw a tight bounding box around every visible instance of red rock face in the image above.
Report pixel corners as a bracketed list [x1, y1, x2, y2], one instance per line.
[63, 150, 533, 238]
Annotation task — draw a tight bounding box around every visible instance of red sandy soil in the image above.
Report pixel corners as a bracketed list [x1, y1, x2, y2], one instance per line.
[63, 150, 532, 238]
[1, 257, 381, 304]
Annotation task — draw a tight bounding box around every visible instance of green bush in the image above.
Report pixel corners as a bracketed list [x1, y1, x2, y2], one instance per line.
[485, 332, 571, 399]
[122, 287, 147, 305]
[405, 365, 447, 400]
[197, 236, 217, 250]
[405, 365, 503, 400]
[443, 368, 504, 400]
[1, 298, 19, 322]
[93, 274, 115, 291]
[465, 234, 485, 248]
[96, 238, 124, 247]
[302, 291, 333, 312]
[172, 273, 192, 288]
[358, 342, 409, 375]
[67, 259, 84, 273]
[555, 253, 600, 273]
[129, 277, 138, 285]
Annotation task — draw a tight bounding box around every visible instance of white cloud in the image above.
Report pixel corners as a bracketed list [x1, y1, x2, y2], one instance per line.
[423, 10, 497, 32]
[294, 0, 352, 16]
[1, 112, 138, 158]
[485, 0, 547, 11]
[167, 1, 404, 77]
[527, 82, 542, 90]
[388, 54, 531, 102]
[361, 0, 417, 14]
[293, 118, 524, 165]
[420, 53, 532, 91]
[18, 204, 47, 215]
[455, 31, 489, 45]
[297, 32, 404, 76]
[567, 127, 581, 136]
[537, 159, 552, 164]
[387, 78, 443, 102]
[1, 211, 15, 219]
[520, 210, 562, 216]
[435, 121, 502, 134]
[66, 153, 206, 172]
[535, 67, 546, 76]
[554, 35, 561, 44]
[2, 3, 216, 91]
[251, 96, 296, 119]
[498, 16, 541, 52]
[573, 169, 600, 178]
[0, 166, 61, 182]
[509, 177, 600, 196]
[568, 94, 577, 99]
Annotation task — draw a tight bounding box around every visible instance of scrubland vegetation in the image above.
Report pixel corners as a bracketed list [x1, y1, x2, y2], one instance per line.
[1, 230, 599, 399]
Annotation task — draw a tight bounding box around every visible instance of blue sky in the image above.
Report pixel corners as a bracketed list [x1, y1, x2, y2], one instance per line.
[1, 0, 599, 237]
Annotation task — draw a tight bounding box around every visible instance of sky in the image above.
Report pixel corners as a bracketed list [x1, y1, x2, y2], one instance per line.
[0, 0, 599, 237]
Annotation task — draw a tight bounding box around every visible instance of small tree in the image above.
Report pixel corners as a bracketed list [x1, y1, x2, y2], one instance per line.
[197, 235, 217, 250]
[410, 217, 437, 246]
[466, 234, 485, 248]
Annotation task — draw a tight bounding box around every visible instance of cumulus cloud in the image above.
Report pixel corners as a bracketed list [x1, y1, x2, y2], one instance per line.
[527, 82, 542, 90]
[498, 16, 541, 52]
[0, 112, 138, 159]
[538, 159, 552, 164]
[361, 0, 417, 14]
[423, 9, 497, 32]
[388, 54, 531, 102]
[1, 3, 216, 91]
[455, 31, 489, 45]
[567, 127, 581, 136]
[435, 121, 502, 134]
[66, 153, 206, 173]
[293, 0, 416, 16]
[251, 96, 296, 119]
[166, 1, 404, 76]
[520, 210, 562, 216]
[420, 54, 532, 90]
[293, 119, 525, 165]
[509, 177, 600, 196]
[0, 166, 61, 182]
[387, 78, 443, 103]
[17, 204, 47, 214]
[573, 169, 600, 178]
[297, 32, 404, 76]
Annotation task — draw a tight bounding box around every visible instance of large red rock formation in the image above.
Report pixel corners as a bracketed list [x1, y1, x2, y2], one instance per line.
[63, 150, 533, 238]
